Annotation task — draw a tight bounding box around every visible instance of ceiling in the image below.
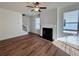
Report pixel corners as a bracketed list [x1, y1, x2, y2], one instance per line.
[0, 2, 77, 16]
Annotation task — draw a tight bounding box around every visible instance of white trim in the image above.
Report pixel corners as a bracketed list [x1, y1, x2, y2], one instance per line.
[0, 32, 28, 41]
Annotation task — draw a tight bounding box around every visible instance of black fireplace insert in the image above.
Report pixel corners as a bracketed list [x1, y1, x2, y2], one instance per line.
[42, 28, 53, 41]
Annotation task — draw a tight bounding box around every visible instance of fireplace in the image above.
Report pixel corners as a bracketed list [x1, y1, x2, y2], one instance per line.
[42, 28, 53, 41]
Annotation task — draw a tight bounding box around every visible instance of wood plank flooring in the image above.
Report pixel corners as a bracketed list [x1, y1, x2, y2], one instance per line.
[0, 34, 69, 56]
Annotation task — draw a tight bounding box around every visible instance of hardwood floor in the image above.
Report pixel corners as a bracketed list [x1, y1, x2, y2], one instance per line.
[0, 34, 69, 56]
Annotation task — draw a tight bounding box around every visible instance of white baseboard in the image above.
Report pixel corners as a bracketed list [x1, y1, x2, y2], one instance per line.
[0, 32, 28, 41]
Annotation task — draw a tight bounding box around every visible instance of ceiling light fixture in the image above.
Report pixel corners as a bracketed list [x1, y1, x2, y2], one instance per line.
[34, 7, 39, 11]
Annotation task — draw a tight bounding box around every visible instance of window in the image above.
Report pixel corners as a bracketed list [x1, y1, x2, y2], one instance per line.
[35, 15, 40, 30]
[63, 10, 79, 34]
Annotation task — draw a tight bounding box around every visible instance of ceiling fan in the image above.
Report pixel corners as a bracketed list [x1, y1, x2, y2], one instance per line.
[26, 2, 47, 12]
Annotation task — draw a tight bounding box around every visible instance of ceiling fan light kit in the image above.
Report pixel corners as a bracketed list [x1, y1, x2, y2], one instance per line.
[34, 7, 39, 11]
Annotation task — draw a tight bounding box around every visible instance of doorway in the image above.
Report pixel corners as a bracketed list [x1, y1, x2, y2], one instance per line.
[35, 14, 41, 35]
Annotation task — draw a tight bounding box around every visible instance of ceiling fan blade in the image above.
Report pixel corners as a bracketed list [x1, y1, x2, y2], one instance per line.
[26, 6, 33, 8]
[38, 10, 41, 12]
[39, 7, 47, 9]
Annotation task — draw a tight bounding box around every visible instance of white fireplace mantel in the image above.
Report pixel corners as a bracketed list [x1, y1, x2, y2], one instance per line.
[40, 24, 57, 40]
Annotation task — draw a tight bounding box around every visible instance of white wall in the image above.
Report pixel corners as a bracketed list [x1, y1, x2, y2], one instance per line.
[22, 15, 30, 32]
[40, 8, 57, 39]
[0, 8, 27, 40]
[57, 3, 79, 38]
